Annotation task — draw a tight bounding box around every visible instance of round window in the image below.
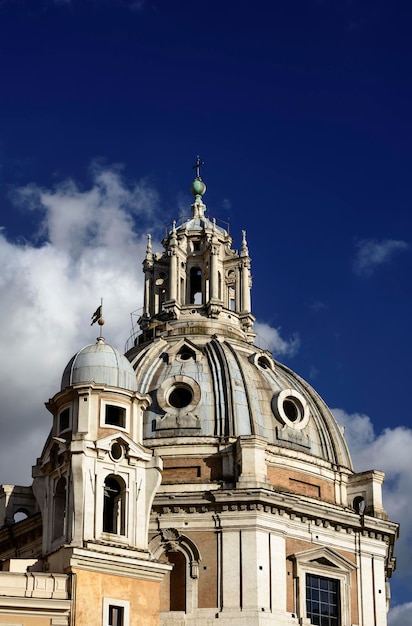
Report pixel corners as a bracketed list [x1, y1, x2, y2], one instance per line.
[283, 398, 300, 422]
[257, 355, 271, 370]
[157, 375, 201, 415]
[272, 389, 309, 430]
[168, 384, 193, 408]
[110, 442, 123, 461]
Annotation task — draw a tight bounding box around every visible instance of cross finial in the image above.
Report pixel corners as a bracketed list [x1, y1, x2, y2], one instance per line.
[192, 155, 204, 179]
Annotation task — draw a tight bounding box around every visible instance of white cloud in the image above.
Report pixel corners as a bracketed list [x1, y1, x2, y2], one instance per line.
[0, 164, 161, 485]
[333, 408, 412, 603]
[388, 602, 412, 626]
[353, 238, 408, 276]
[254, 321, 300, 357]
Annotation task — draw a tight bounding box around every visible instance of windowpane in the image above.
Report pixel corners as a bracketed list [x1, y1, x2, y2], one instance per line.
[306, 574, 340, 626]
[108, 605, 124, 626]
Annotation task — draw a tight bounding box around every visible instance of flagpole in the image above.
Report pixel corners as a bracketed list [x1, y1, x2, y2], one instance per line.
[99, 297, 103, 338]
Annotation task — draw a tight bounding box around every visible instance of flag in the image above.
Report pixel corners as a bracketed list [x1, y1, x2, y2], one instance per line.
[91, 305, 102, 325]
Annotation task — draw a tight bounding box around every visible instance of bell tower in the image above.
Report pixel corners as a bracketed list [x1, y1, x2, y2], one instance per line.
[139, 157, 255, 343]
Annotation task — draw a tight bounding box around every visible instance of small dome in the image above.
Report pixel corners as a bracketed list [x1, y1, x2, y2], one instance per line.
[61, 337, 137, 392]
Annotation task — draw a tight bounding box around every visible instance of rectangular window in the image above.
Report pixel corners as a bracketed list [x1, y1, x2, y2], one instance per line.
[103, 598, 129, 626]
[59, 407, 70, 432]
[306, 574, 340, 626]
[105, 405, 126, 428]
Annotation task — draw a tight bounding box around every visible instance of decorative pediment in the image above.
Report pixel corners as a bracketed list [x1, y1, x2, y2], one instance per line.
[95, 432, 153, 464]
[290, 546, 356, 573]
[163, 338, 203, 364]
[36, 433, 71, 473]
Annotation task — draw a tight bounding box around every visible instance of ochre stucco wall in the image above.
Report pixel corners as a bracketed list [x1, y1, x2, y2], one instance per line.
[72, 568, 160, 626]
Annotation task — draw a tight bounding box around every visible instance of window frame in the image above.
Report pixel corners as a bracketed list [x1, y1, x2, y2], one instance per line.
[102, 598, 130, 626]
[100, 399, 130, 431]
[102, 474, 127, 536]
[291, 547, 356, 626]
[58, 405, 71, 434]
[305, 572, 341, 626]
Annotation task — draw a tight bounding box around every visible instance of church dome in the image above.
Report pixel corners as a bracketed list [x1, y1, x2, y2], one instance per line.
[127, 335, 353, 470]
[61, 336, 137, 392]
[131, 160, 353, 474]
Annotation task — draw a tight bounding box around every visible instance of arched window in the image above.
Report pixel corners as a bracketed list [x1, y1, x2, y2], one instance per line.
[13, 509, 29, 523]
[190, 267, 202, 304]
[168, 551, 187, 611]
[53, 476, 67, 540]
[228, 286, 236, 311]
[180, 276, 185, 304]
[149, 530, 201, 614]
[103, 475, 126, 535]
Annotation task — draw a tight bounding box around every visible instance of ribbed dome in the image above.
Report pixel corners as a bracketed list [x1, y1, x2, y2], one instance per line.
[176, 215, 227, 236]
[128, 335, 353, 470]
[61, 337, 137, 392]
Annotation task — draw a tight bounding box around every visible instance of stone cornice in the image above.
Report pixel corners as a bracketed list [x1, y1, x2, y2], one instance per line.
[68, 546, 171, 581]
[152, 487, 399, 543]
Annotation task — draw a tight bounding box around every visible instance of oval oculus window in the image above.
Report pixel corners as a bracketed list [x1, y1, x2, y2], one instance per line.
[272, 389, 309, 430]
[110, 442, 123, 461]
[168, 384, 193, 409]
[157, 375, 201, 414]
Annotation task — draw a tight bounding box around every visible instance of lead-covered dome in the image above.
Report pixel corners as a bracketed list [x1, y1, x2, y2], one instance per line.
[127, 334, 353, 470]
[62, 336, 137, 392]
[131, 162, 353, 473]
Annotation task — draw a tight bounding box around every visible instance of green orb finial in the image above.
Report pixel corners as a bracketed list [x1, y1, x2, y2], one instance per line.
[191, 155, 206, 199]
[191, 177, 206, 198]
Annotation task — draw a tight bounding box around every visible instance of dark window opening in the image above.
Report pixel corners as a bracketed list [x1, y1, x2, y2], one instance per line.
[178, 347, 195, 361]
[105, 405, 126, 428]
[169, 551, 186, 612]
[108, 605, 124, 626]
[53, 476, 67, 540]
[110, 442, 123, 461]
[168, 384, 193, 409]
[59, 408, 70, 432]
[180, 277, 185, 303]
[284, 399, 300, 422]
[306, 574, 340, 626]
[190, 267, 202, 304]
[257, 356, 270, 370]
[103, 475, 126, 535]
[193, 241, 200, 251]
[353, 496, 366, 514]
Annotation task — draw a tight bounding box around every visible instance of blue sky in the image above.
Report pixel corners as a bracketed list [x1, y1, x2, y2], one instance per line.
[0, 1, 411, 621]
